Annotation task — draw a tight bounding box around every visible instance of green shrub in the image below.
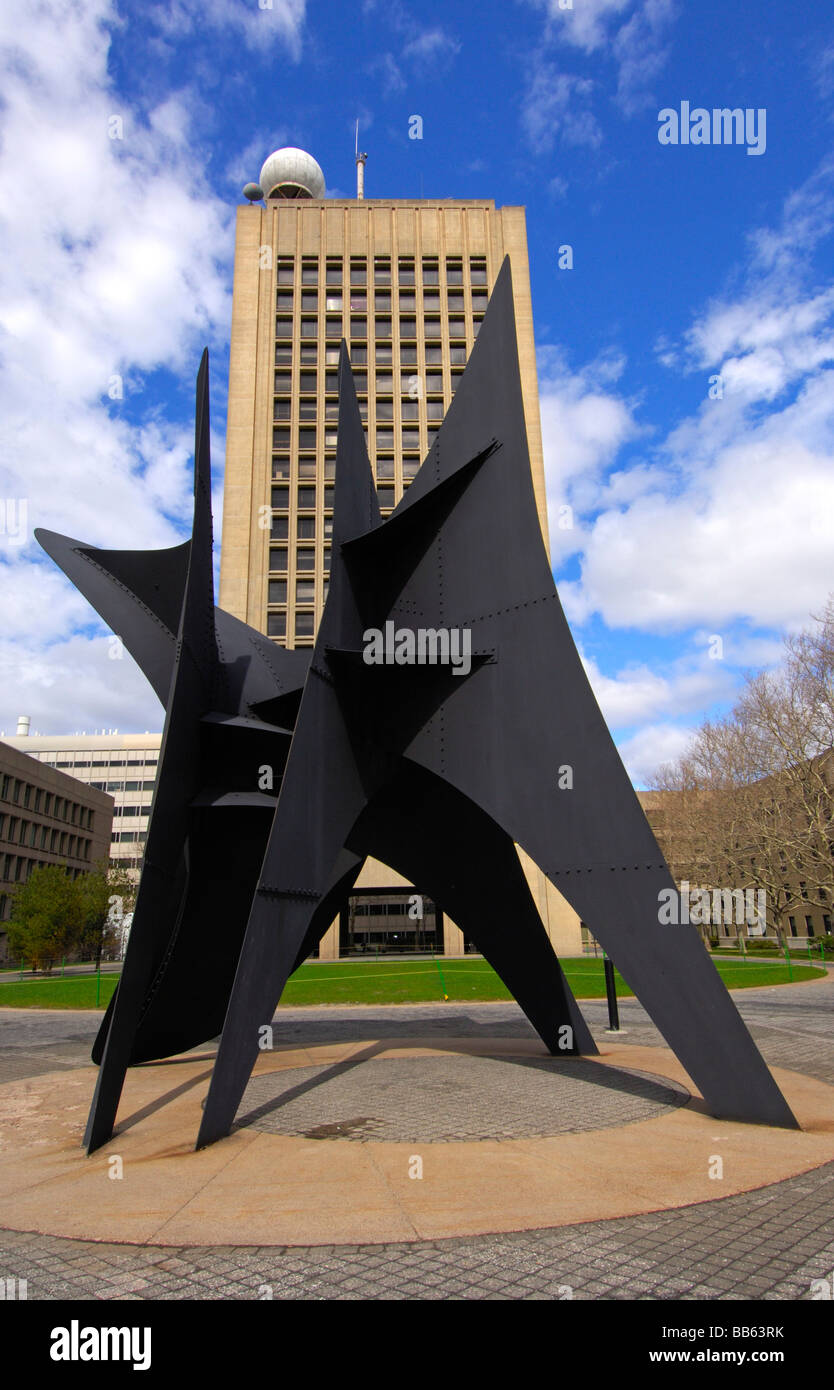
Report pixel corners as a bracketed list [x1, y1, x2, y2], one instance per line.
[7, 866, 84, 973]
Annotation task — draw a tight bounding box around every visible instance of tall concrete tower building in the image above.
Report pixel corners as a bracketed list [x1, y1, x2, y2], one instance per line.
[220, 146, 580, 960]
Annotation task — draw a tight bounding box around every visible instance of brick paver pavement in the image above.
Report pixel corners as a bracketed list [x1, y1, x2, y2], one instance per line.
[238, 1054, 687, 1141]
[1, 973, 833, 1299]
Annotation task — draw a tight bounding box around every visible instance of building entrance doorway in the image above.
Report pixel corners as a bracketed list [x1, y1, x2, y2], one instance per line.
[339, 890, 443, 956]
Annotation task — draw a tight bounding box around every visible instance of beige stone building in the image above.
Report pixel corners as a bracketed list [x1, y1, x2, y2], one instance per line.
[0, 739, 113, 963]
[2, 729, 161, 885]
[641, 786, 834, 945]
[220, 148, 583, 960]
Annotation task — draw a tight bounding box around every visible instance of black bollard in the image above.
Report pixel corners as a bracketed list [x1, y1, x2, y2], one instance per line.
[604, 956, 620, 1032]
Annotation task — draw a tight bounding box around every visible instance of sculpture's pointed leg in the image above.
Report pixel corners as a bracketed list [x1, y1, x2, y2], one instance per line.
[196, 847, 363, 1150]
[198, 342, 385, 1147]
[372, 260, 798, 1130]
[350, 762, 596, 1055]
[84, 351, 219, 1153]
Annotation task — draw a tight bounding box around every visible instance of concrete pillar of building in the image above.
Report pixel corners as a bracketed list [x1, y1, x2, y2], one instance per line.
[516, 844, 583, 957]
[318, 918, 340, 960]
[443, 915, 465, 958]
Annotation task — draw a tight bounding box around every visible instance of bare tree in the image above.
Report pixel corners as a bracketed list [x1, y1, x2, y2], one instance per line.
[650, 601, 834, 945]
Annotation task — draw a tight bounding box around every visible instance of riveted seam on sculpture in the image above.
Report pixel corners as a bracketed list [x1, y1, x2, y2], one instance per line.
[258, 887, 320, 900]
[74, 550, 178, 639]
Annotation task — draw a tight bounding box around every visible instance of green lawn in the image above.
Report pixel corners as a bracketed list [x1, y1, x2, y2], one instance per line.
[0, 973, 119, 1009]
[0, 955, 823, 1009]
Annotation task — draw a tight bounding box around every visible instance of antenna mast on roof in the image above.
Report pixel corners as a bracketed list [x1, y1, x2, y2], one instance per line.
[355, 119, 368, 200]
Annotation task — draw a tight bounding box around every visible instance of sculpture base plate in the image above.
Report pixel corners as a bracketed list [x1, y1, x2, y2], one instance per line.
[1, 1039, 832, 1248]
[236, 1053, 687, 1142]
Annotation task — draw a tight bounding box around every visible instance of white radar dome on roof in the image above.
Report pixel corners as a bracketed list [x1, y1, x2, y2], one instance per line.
[258, 147, 326, 200]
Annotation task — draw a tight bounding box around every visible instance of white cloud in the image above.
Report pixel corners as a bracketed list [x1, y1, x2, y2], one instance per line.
[402, 27, 461, 66]
[0, 0, 236, 733]
[613, 0, 677, 114]
[521, 65, 602, 153]
[0, 555, 91, 646]
[579, 646, 735, 730]
[813, 44, 834, 102]
[530, 0, 633, 53]
[689, 630, 784, 670]
[551, 160, 834, 636]
[521, 0, 678, 125]
[364, 7, 460, 85]
[582, 651, 674, 726]
[576, 644, 746, 784]
[560, 370, 834, 633]
[0, 628, 163, 737]
[368, 52, 406, 96]
[537, 349, 643, 560]
[616, 722, 694, 786]
[748, 158, 834, 276]
[146, 0, 307, 56]
[224, 128, 291, 190]
[684, 288, 834, 403]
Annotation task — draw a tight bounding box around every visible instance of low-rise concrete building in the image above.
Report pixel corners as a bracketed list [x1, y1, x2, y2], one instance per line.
[0, 740, 113, 963]
[1, 727, 161, 884]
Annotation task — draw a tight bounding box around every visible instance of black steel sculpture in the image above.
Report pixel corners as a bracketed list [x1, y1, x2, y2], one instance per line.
[37, 257, 797, 1152]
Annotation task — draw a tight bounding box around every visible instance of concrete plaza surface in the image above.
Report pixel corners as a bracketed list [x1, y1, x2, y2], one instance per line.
[1, 974, 834, 1299]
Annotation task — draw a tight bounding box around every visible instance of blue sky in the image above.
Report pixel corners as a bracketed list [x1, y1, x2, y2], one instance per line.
[1, 0, 833, 784]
